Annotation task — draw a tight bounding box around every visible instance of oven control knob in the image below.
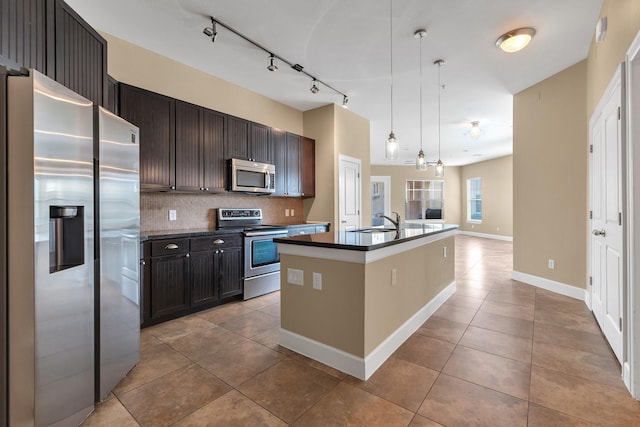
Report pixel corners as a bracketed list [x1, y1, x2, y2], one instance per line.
[252, 210, 260, 217]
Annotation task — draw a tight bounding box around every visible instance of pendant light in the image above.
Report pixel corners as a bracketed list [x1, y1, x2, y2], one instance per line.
[385, 0, 399, 160]
[434, 59, 445, 177]
[415, 29, 428, 170]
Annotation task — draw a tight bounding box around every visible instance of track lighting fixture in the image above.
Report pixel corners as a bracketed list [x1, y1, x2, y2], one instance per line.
[310, 79, 319, 94]
[202, 16, 348, 106]
[267, 55, 278, 72]
[202, 18, 217, 43]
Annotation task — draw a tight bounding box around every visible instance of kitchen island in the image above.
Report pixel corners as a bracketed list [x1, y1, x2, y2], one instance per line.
[274, 224, 457, 380]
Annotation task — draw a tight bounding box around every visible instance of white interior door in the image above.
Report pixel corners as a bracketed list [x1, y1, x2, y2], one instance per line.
[338, 155, 361, 231]
[590, 66, 624, 364]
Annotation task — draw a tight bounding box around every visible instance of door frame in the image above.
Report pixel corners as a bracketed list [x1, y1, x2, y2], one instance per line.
[338, 154, 361, 231]
[624, 29, 640, 399]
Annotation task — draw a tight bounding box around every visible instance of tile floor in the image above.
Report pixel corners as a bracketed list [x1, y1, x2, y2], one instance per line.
[82, 235, 640, 426]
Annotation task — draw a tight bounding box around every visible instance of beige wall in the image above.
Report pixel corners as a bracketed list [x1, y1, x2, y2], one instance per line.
[370, 165, 461, 226]
[460, 156, 513, 237]
[514, 61, 588, 288]
[303, 104, 371, 227]
[513, 0, 640, 290]
[104, 33, 303, 134]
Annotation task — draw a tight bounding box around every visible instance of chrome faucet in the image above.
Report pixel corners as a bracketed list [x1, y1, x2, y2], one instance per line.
[376, 211, 401, 229]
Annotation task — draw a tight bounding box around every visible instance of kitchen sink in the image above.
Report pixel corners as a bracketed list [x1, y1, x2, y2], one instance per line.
[349, 228, 397, 233]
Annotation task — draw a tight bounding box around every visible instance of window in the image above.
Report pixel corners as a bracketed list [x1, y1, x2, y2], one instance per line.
[405, 180, 444, 220]
[467, 177, 482, 222]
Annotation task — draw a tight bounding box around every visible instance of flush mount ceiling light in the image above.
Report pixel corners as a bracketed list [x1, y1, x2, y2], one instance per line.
[267, 55, 278, 71]
[469, 121, 482, 139]
[415, 28, 428, 171]
[385, 0, 399, 161]
[434, 59, 445, 177]
[495, 27, 536, 53]
[202, 16, 348, 106]
[310, 79, 319, 94]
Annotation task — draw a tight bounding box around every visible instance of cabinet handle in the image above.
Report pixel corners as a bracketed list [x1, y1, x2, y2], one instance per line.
[170, 185, 176, 190]
[215, 250, 219, 254]
[186, 253, 190, 258]
[164, 243, 179, 250]
[140, 260, 146, 266]
[213, 239, 224, 244]
[204, 187, 209, 191]
[220, 249, 224, 254]
[200, 187, 204, 191]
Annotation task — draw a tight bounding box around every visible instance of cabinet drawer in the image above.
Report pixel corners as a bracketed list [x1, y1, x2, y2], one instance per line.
[190, 234, 242, 252]
[150, 238, 190, 256]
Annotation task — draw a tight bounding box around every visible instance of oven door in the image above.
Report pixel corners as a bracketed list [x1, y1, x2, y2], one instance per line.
[244, 230, 288, 278]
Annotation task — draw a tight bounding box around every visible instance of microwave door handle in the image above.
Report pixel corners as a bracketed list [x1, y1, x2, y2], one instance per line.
[265, 171, 271, 189]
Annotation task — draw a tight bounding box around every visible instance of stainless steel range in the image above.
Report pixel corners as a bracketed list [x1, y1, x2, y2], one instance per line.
[217, 208, 288, 300]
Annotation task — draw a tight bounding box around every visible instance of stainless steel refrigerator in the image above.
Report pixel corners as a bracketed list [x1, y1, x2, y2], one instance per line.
[6, 70, 140, 426]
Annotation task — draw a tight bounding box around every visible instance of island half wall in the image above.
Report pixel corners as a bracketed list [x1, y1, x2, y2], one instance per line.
[277, 228, 456, 379]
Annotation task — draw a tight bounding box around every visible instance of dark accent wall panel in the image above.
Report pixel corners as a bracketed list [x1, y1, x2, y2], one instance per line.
[53, 0, 106, 105]
[0, 0, 47, 73]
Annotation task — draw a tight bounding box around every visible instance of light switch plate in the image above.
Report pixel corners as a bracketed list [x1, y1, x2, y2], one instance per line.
[287, 268, 304, 286]
[169, 210, 177, 221]
[313, 272, 322, 290]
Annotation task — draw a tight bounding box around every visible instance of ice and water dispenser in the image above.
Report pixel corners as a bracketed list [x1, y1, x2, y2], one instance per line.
[49, 205, 85, 273]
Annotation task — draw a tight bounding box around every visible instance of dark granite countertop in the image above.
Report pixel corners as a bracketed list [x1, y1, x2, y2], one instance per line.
[141, 221, 331, 241]
[274, 224, 458, 251]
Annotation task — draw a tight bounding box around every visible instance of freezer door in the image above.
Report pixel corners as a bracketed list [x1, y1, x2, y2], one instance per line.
[96, 106, 140, 401]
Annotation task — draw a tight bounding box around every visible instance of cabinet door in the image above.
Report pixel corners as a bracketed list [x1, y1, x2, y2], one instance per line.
[202, 109, 226, 192]
[218, 246, 243, 299]
[120, 84, 175, 191]
[250, 122, 273, 164]
[300, 137, 315, 198]
[0, 0, 47, 74]
[106, 75, 118, 114]
[150, 254, 189, 319]
[286, 133, 301, 196]
[190, 250, 218, 307]
[53, 0, 106, 105]
[225, 115, 249, 160]
[272, 129, 287, 196]
[175, 100, 203, 192]
[141, 256, 150, 326]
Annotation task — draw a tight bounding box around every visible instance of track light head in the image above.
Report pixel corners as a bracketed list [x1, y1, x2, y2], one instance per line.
[342, 95, 349, 108]
[203, 19, 217, 42]
[310, 79, 319, 94]
[267, 55, 278, 72]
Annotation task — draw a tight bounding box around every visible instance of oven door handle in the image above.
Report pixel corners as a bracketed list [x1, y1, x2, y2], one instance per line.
[244, 230, 288, 237]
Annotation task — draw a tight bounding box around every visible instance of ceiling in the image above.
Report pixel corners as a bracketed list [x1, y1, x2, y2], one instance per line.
[66, 0, 603, 167]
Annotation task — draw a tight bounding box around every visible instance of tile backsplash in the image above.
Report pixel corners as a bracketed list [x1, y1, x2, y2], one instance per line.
[141, 193, 304, 232]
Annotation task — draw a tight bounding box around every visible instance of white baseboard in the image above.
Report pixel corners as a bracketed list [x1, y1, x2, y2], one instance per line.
[456, 230, 513, 242]
[584, 289, 592, 310]
[279, 281, 456, 380]
[511, 270, 585, 301]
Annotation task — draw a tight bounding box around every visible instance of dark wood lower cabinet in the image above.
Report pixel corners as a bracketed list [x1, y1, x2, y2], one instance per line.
[150, 254, 189, 319]
[143, 234, 243, 327]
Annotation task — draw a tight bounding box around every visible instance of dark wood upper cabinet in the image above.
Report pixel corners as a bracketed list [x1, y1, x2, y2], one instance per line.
[272, 129, 287, 196]
[300, 136, 315, 198]
[0, 0, 47, 74]
[175, 100, 203, 192]
[285, 133, 301, 196]
[106, 75, 118, 114]
[52, 0, 107, 105]
[119, 84, 175, 191]
[202, 108, 226, 192]
[249, 122, 273, 164]
[225, 115, 250, 160]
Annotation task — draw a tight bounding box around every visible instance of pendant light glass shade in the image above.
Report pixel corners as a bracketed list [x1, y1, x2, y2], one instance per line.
[435, 159, 444, 177]
[416, 150, 427, 170]
[386, 132, 399, 160]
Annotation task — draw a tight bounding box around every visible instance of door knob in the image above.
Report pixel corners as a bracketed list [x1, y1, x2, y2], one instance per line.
[592, 229, 606, 237]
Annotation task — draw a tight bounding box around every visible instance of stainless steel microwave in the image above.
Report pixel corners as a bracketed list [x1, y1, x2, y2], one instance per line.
[228, 158, 276, 194]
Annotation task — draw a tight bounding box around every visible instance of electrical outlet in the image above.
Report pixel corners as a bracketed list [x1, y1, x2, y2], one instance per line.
[313, 272, 322, 290]
[391, 268, 397, 286]
[443, 246, 447, 258]
[285, 209, 290, 217]
[471, 224, 475, 229]
[548, 259, 555, 269]
[169, 210, 177, 221]
[497, 226, 500, 231]
[287, 268, 304, 286]
[291, 209, 295, 216]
